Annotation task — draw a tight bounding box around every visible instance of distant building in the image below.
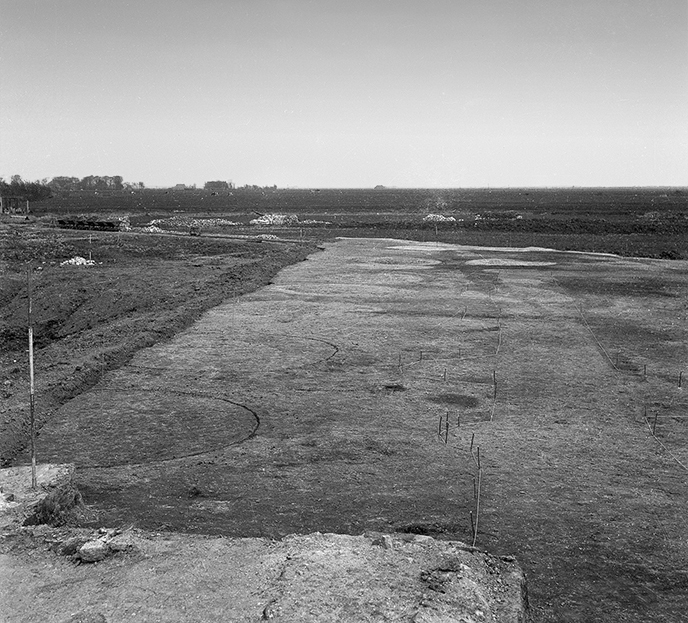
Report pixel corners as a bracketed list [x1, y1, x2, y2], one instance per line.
[204, 180, 234, 191]
[0, 195, 30, 214]
[173, 184, 187, 190]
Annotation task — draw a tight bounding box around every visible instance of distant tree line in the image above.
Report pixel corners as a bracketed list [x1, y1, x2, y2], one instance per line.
[47, 176, 145, 191]
[204, 180, 235, 191]
[0, 175, 52, 202]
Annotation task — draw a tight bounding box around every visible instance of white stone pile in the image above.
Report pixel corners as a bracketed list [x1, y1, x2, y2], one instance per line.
[118, 216, 132, 231]
[423, 214, 456, 222]
[149, 216, 241, 229]
[60, 256, 96, 266]
[249, 214, 299, 226]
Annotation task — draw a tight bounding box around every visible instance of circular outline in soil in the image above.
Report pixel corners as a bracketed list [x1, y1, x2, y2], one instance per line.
[36, 388, 260, 469]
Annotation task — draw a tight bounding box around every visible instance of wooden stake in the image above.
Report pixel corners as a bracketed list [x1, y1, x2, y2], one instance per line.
[438, 415, 443, 439]
[472, 458, 482, 547]
[27, 264, 37, 489]
[679, 371, 683, 388]
[493, 371, 497, 399]
[445, 417, 449, 444]
[443, 368, 447, 382]
[643, 364, 647, 379]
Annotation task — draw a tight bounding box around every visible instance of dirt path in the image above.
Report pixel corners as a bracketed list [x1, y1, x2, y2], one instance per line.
[16, 238, 688, 622]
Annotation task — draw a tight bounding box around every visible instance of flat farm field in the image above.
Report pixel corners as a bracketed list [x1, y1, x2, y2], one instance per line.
[2, 187, 687, 623]
[30, 186, 688, 259]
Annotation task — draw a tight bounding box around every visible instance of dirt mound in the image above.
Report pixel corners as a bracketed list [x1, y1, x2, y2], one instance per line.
[1, 529, 529, 622]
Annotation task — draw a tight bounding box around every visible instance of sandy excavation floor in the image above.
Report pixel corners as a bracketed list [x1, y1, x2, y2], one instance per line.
[20, 237, 688, 622]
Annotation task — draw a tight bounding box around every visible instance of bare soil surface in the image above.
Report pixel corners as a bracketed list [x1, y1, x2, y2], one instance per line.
[7, 238, 686, 622]
[0, 224, 317, 463]
[1, 528, 528, 623]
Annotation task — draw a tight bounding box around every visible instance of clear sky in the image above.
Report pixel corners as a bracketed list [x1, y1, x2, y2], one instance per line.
[1, 0, 686, 188]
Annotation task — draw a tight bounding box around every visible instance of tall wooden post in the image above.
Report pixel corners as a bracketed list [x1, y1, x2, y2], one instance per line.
[27, 264, 37, 489]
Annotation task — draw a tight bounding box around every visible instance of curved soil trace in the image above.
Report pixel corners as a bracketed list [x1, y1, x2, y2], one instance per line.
[29, 389, 259, 467]
[22, 237, 688, 623]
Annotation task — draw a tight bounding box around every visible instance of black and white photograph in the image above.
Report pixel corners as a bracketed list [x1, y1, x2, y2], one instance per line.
[1, 1, 686, 621]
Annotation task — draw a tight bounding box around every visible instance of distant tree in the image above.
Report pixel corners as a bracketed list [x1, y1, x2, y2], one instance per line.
[204, 180, 230, 191]
[0, 175, 52, 202]
[48, 176, 81, 191]
[77, 175, 126, 191]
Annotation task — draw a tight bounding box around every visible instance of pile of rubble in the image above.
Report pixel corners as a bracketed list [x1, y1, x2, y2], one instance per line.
[59, 256, 96, 266]
[118, 215, 132, 231]
[249, 213, 299, 226]
[423, 213, 457, 223]
[149, 216, 241, 229]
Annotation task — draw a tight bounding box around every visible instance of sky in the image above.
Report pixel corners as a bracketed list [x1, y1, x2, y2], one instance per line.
[1, 0, 687, 188]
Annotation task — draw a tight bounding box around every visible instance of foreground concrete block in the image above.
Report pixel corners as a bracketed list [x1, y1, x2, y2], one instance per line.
[2, 528, 530, 622]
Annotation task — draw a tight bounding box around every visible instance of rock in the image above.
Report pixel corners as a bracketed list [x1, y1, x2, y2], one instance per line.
[411, 534, 435, 544]
[107, 531, 140, 555]
[78, 539, 110, 563]
[370, 534, 394, 550]
[59, 535, 91, 556]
